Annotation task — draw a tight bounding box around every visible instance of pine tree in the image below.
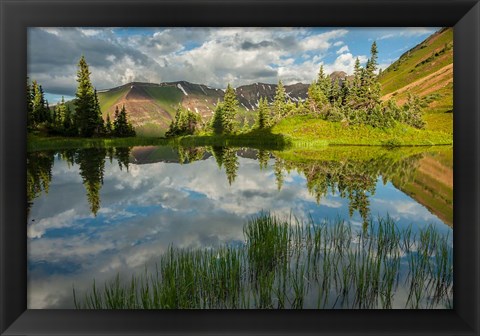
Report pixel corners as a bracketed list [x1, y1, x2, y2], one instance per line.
[308, 81, 328, 115]
[165, 105, 200, 137]
[93, 89, 105, 135]
[364, 42, 381, 109]
[26, 78, 35, 130]
[63, 105, 74, 135]
[113, 106, 120, 132]
[273, 80, 288, 120]
[211, 101, 225, 134]
[74, 55, 102, 137]
[241, 115, 250, 133]
[31, 81, 47, 124]
[54, 96, 67, 129]
[330, 79, 341, 105]
[316, 65, 332, 98]
[222, 84, 238, 134]
[45, 100, 51, 124]
[256, 97, 270, 129]
[105, 113, 112, 136]
[222, 148, 239, 185]
[113, 105, 136, 137]
[403, 93, 425, 129]
[346, 58, 362, 108]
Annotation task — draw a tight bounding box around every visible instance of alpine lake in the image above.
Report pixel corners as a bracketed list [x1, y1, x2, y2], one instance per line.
[27, 143, 453, 309]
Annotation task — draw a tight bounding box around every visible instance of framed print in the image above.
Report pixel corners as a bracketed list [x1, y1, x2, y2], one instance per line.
[1, 0, 479, 335]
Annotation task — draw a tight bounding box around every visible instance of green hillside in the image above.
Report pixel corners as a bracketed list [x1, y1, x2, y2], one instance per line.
[142, 86, 183, 115]
[98, 86, 129, 112]
[378, 27, 453, 134]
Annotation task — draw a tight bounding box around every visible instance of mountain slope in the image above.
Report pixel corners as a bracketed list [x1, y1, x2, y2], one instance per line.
[378, 27, 453, 133]
[96, 81, 309, 136]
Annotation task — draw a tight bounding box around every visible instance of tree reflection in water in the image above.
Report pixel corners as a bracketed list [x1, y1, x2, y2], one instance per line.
[27, 145, 435, 225]
[27, 147, 132, 217]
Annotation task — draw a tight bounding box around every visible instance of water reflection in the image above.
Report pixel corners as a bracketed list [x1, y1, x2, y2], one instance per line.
[27, 144, 453, 308]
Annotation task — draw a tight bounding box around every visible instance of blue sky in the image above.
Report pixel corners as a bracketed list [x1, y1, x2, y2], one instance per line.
[27, 27, 440, 104]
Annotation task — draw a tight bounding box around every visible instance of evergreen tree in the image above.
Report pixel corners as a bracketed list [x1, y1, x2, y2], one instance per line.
[221, 84, 238, 134]
[76, 147, 106, 216]
[63, 105, 74, 135]
[222, 148, 239, 185]
[113, 106, 120, 133]
[330, 79, 341, 105]
[105, 113, 112, 136]
[93, 89, 105, 135]
[403, 93, 425, 129]
[256, 96, 270, 129]
[274, 158, 285, 191]
[54, 96, 68, 129]
[346, 57, 363, 108]
[113, 105, 136, 137]
[363, 42, 381, 109]
[273, 80, 288, 120]
[26, 78, 35, 130]
[51, 106, 59, 131]
[308, 81, 328, 115]
[31, 81, 47, 124]
[45, 100, 51, 124]
[165, 105, 201, 137]
[316, 65, 332, 98]
[256, 149, 270, 170]
[74, 56, 102, 137]
[240, 115, 251, 133]
[211, 101, 225, 134]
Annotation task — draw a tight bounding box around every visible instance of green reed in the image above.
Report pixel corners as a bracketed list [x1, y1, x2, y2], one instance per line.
[74, 213, 453, 309]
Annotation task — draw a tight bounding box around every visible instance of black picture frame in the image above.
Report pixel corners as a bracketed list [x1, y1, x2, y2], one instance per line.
[1, 0, 479, 335]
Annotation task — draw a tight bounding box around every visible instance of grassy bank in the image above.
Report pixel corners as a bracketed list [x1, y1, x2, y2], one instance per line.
[272, 116, 452, 147]
[74, 213, 453, 309]
[27, 131, 292, 152]
[29, 114, 452, 152]
[27, 134, 170, 152]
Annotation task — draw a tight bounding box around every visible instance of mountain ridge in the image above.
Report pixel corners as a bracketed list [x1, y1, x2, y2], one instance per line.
[95, 80, 310, 136]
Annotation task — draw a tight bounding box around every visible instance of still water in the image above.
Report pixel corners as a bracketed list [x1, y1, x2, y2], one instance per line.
[27, 145, 453, 308]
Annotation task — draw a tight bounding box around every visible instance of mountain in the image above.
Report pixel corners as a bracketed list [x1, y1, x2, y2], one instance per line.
[96, 81, 309, 136]
[378, 27, 453, 133]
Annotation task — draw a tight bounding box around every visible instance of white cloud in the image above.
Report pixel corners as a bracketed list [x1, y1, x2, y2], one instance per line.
[377, 27, 435, 40]
[39, 27, 60, 36]
[324, 53, 368, 75]
[300, 29, 348, 51]
[28, 209, 78, 239]
[78, 28, 102, 37]
[336, 45, 350, 54]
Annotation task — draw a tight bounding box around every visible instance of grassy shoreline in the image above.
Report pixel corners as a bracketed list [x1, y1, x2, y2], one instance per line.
[28, 116, 453, 152]
[272, 116, 452, 147]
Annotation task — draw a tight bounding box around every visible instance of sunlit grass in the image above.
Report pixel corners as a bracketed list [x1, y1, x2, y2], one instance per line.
[74, 213, 453, 309]
[272, 116, 452, 146]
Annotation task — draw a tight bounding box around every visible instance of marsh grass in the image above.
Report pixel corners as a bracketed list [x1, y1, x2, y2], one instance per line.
[74, 213, 453, 309]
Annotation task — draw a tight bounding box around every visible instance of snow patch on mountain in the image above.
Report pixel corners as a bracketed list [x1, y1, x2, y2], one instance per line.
[177, 83, 188, 96]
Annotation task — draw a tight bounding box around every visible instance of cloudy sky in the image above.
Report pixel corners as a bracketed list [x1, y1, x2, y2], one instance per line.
[28, 27, 439, 103]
